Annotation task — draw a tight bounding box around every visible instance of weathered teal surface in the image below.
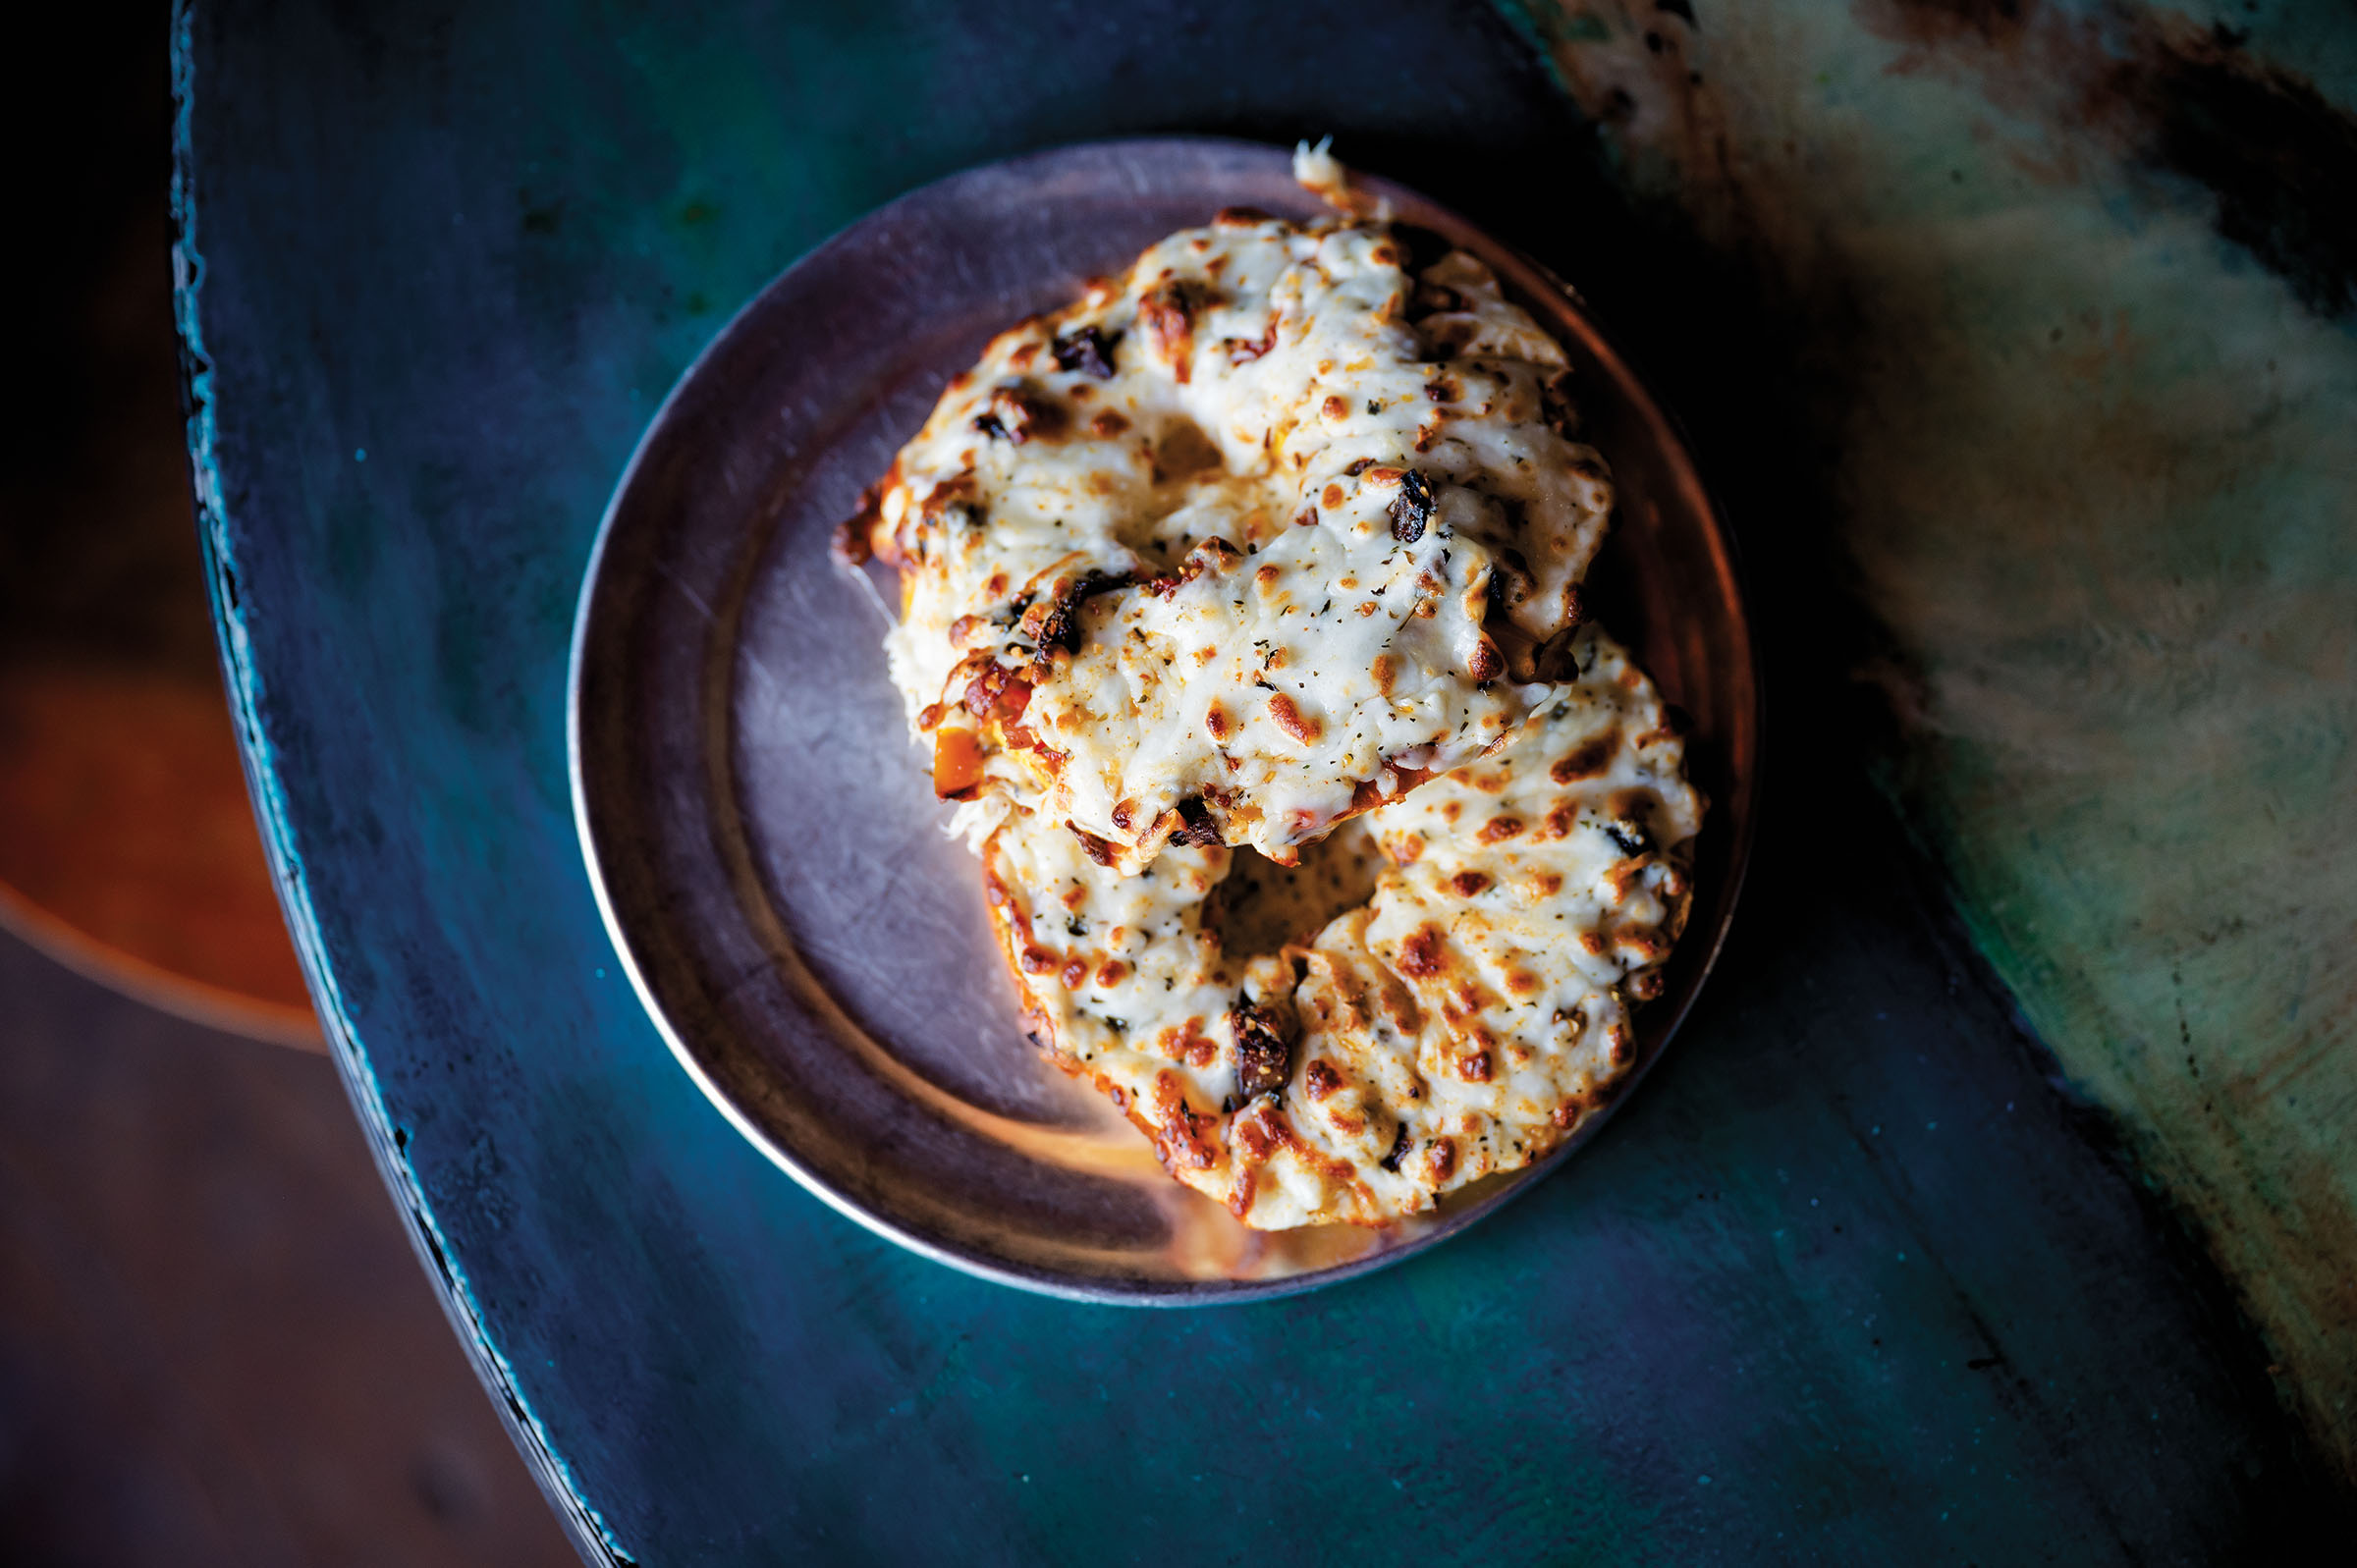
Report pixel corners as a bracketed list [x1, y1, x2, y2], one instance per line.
[177, 0, 2346, 1559]
[1505, 0, 2357, 1475]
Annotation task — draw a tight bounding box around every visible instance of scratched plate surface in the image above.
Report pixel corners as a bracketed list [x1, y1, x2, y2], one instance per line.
[570, 138, 1758, 1300]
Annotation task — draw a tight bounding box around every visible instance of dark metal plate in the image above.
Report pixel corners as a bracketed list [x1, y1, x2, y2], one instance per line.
[568, 136, 1759, 1303]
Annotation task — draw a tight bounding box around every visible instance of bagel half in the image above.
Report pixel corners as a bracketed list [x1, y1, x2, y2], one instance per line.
[972, 623, 1703, 1229]
[853, 177, 1616, 873]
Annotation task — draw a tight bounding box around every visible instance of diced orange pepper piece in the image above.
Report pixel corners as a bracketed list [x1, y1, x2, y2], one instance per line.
[932, 728, 985, 799]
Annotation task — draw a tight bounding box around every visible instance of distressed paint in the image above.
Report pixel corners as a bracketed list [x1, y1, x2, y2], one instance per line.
[1506, 0, 2357, 1474]
[177, 0, 2345, 1557]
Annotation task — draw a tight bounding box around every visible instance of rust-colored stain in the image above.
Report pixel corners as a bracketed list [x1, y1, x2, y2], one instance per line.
[1525, 0, 2357, 1478]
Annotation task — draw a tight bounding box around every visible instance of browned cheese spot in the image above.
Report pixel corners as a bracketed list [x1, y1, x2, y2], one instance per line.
[970, 383, 1063, 445]
[1096, 958, 1129, 986]
[1617, 928, 1672, 963]
[1608, 787, 1656, 824]
[1304, 1059, 1343, 1101]
[1505, 968, 1539, 998]
[1478, 814, 1523, 843]
[1397, 925, 1447, 979]
[1321, 482, 1344, 509]
[1088, 408, 1130, 439]
[1268, 693, 1322, 744]
[1457, 1050, 1493, 1083]
[1370, 653, 1398, 696]
[1179, 1021, 1220, 1069]
[1204, 701, 1233, 742]
[1233, 1108, 1279, 1164]
[1467, 635, 1505, 685]
[1322, 394, 1349, 420]
[1551, 730, 1620, 784]
[1138, 280, 1199, 383]
[1061, 958, 1087, 990]
[1451, 871, 1491, 898]
[1019, 946, 1057, 975]
[1378, 975, 1423, 1035]
[1150, 1071, 1218, 1170]
[1423, 1137, 1458, 1184]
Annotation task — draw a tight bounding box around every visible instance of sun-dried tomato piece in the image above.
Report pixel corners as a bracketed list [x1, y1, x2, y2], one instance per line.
[1389, 468, 1435, 542]
[1170, 795, 1223, 846]
[1229, 1001, 1294, 1102]
[1024, 569, 1133, 655]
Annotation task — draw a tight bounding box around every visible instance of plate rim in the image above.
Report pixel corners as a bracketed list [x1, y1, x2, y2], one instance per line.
[567, 133, 1764, 1306]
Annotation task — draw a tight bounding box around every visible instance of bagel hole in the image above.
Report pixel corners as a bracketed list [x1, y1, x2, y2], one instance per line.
[1207, 819, 1385, 958]
[1152, 419, 1225, 484]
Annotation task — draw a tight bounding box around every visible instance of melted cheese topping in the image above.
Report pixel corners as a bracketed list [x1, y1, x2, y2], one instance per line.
[976, 624, 1703, 1229]
[867, 199, 1614, 871]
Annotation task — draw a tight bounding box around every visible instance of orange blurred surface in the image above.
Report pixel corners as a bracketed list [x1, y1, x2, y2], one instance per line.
[0, 0, 317, 1045]
[0, 660, 318, 1035]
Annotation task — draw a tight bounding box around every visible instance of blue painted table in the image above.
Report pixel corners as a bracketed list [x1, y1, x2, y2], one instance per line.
[176, 0, 2341, 1558]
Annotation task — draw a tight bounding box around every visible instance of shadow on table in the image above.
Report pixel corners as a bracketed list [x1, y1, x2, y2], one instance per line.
[0, 926, 572, 1565]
